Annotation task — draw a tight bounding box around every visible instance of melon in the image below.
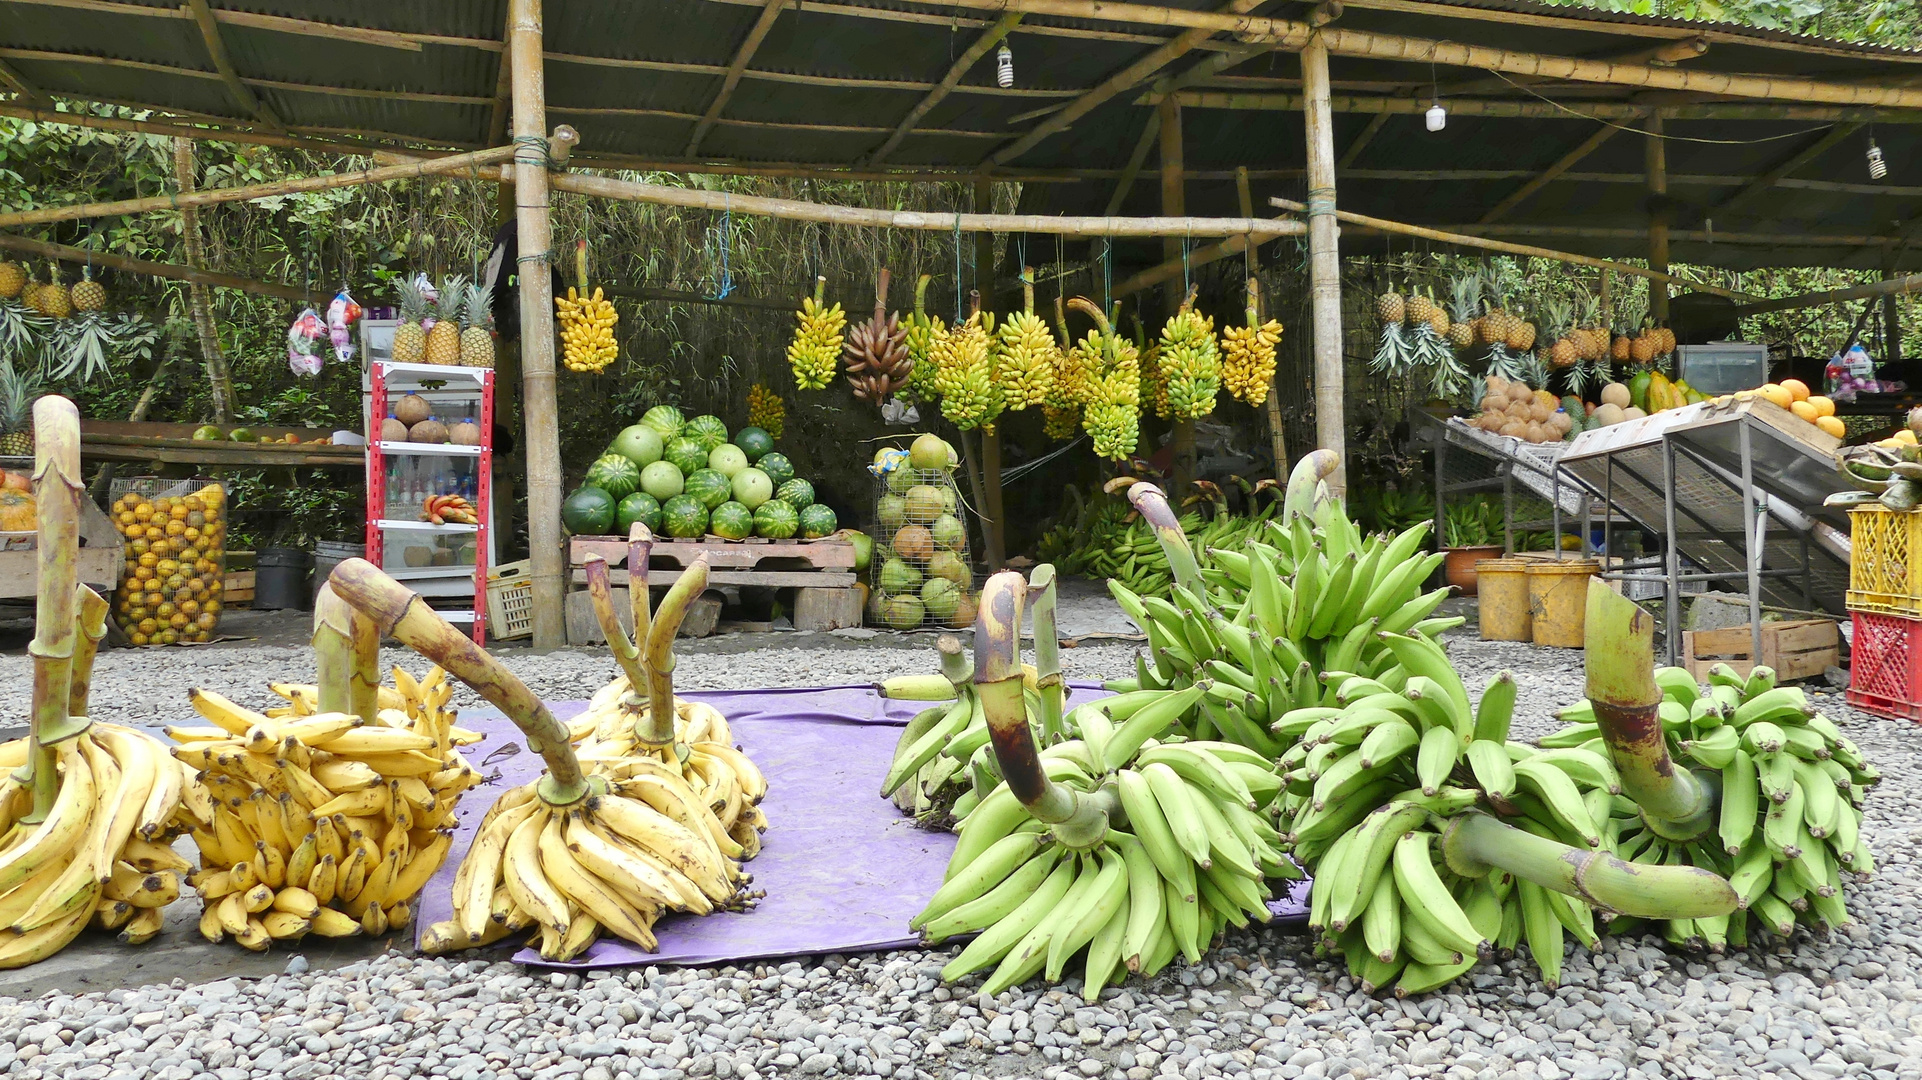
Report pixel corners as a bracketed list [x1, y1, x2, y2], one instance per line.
[379, 417, 408, 443]
[732, 467, 774, 509]
[736, 426, 774, 461]
[584, 453, 641, 501]
[1600, 382, 1632, 409]
[661, 494, 708, 538]
[752, 498, 799, 539]
[665, 437, 708, 476]
[639, 460, 684, 500]
[640, 405, 685, 441]
[562, 486, 616, 535]
[450, 420, 483, 446]
[684, 468, 733, 510]
[877, 493, 907, 532]
[904, 485, 945, 522]
[193, 425, 224, 441]
[931, 513, 965, 551]
[776, 478, 815, 510]
[610, 424, 665, 468]
[799, 503, 837, 538]
[758, 452, 795, 487]
[616, 491, 662, 535]
[709, 501, 754, 540]
[909, 433, 950, 471]
[408, 419, 449, 444]
[708, 443, 749, 477]
[685, 414, 729, 452]
[1592, 402, 1626, 427]
[395, 393, 432, 425]
[921, 578, 961, 620]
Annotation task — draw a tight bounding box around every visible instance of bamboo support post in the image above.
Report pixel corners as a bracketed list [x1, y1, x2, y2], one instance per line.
[24, 396, 84, 822]
[1235, 166, 1287, 474]
[174, 138, 237, 425]
[1301, 32, 1346, 495]
[1646, 114, 1670, 326]
[509, 0, 565, 651]
[974, 180, 1007, 570]
[1160, 98, 1198, 493]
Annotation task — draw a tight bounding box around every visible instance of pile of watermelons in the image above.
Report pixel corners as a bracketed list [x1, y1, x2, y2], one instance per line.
[562, 406, 843, 542]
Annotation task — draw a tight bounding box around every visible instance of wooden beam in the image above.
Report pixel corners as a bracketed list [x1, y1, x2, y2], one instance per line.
[1148, 90, 1922, 122]
[183, 0, 283, 130]
[1479, 123, 1624, 224]
[488, 6, 514, 146]
[1711, 122, 1864, 219]
[700, 0, 1243, 51]
[6, 1, 434, 52]
[868, 13, 1022, 165]
[552, 105, 1003, 139]
[1111, 231, 1253, 297]
[1160, 96, 1197, 489]
[0, 57, 49, 105]
[1440, 222, 1898, 249]
[0, 101, 416, 156]
[686, 0, 788, 157]
[1302, 31, 1345, 494]
[1336, 112, 1391, 168]
[1102, 109, 1161, 215]
[0, 232, 324, 301]
[987, 0, 1269, 168]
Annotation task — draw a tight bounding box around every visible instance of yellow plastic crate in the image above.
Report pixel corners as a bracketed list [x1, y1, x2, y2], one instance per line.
[1848, 505, 1922, 617]
[486, 559, 535, 640]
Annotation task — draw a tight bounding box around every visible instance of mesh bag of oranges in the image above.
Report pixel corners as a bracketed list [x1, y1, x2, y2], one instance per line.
[110, 477, 227, 646]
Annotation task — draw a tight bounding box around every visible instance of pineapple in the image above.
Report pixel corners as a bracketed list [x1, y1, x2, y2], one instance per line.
[71, 266, 106, 312]
[1630, 330, 1656, 364]
[1423, 287, 1450, 336]
[1376, 289, 1406, 325]
[0, 261, 23, 299]
[0, 357, 41, 456]
[424, 275, 465, 365]
[1405, 290, 1436, 328]
[460, 282, 495, 368]
[1445, 277, 1479, 348]
[391, 278, 428, 365]
[36, 264, 71, 319]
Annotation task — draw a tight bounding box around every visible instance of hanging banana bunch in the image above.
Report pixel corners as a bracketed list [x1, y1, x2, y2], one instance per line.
[1068, 297, 1140, 461]
[903, 274, 947, 405]
[786, 276, 845, 391]
[746, 383, 785, 439]
[994, 269, 1058, 411]
[1041, 296, 1088, 441]
[1222, 277, 1283, 407]
[843, 268, 914, 406]
[1158, 285, 1222, 420]
[558, 240, 618, 374]
[932, 290, 1003, 433]
[1135, 312, 1171, 421]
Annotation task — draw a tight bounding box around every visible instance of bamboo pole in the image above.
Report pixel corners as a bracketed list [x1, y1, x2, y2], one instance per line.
[1646, 114, 1670, 326]
[1301, 32, 1346, 496]
[1145, 90, 1922, 124]
[509, 0, 565, 651]
[0, 232, 324, 301]
[1236, 167, 1287, 473]
[24, 396, 83, 822]
[1103, 109, 1161, 218]
[870, 14, 1023, 165]
[1734, 272, 1922, 315]
[1265, 197, 1755, 302]
[1159, 98, 1197, 492]
[0, 143, 520, 229]
[174, 138, 238, 426]
[1479, 123, 1624, 225]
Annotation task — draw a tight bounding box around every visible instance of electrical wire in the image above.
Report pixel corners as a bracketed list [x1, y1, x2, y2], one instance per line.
[1483, 70, 1839, 145]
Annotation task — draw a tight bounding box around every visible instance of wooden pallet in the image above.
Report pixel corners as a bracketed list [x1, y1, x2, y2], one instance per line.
[1681, 619, 1841, 683]
[568, 535, 856, 588]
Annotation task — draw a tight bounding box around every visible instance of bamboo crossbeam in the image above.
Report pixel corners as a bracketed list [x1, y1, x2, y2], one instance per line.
[1266, 196, 1754, 302]
[1144, 91, 1922, 122]
[869, 13, 1023, 165]
[1712, 122, 1864, 218]
[0, 233, 325, 301]
[1733, 273, 1922, 315]
[547, 171, 1305, 237]
[184, 0, 283, 130]
[0, 144, 519, 228]
[687, 0, 788, 157]
[1462, 223, 1902, 248]
[1479, 124, 1624, 224]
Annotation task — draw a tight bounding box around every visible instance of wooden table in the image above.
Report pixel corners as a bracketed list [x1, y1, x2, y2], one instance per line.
[79, 420, 365, 469]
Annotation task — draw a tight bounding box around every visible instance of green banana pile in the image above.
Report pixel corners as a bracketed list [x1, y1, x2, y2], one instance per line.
[1035, 485, 1281, 601]
[1548, 662, 1878, 949]
[1157, 288, 1221, 420]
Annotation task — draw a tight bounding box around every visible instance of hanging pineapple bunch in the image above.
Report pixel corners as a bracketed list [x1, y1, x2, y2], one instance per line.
[1371, 284, 1412, 376]
[424, 275, 466, 366]
[746, 383, 785, 439]
[1068, 296, 1141, 460]
[1157, 284, 1221, 420]
[931, 291, 1002, 432]
[786, 275, 845, 390]
[70, 266, 107, 314]
[0, 261, 25, 300]
[843, 268, 914, 406]
[901, 274, 946, 406]
[1541, 298, 1580, 370]
[558, 242, 618, 374]
[1626, 324, 1677, 365]
[1444, 274, 1480, 350]
[391, 278, 428, 365]
[993, 269, 1058, 412]
[29, 263, 72, 320]
[460, 282, 495, 368]
[1478, 281, 1531, 385]
[1040, 296, 1087, 441]
[1221, 277, 1282, 407]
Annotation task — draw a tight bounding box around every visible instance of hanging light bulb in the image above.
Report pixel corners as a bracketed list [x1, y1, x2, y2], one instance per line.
[1426, 101, 1447, 132]
[1868, 138, 1888, 180]
[996, 43, 1015, 89]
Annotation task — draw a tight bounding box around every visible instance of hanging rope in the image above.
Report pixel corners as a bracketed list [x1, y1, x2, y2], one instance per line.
[706, 191, 735, 301]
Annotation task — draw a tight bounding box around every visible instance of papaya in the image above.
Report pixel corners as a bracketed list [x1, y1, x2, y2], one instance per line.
[1627, 370, 1653, 413]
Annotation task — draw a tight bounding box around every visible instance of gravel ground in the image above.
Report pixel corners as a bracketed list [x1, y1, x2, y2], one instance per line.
[3, 626, 1922, 1080]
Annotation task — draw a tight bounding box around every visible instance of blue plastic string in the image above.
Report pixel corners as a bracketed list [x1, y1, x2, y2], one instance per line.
[1099, 237, 1112, 313]
[1182, 231, 1194, 295]
[707, 193, 735, 301]
[953, 206, 963, 324]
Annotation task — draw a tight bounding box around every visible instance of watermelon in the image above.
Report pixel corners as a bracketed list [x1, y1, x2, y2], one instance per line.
[732, 467, 774, 509]
[665, 437, 708, 476]
[736, 426, 774, 462]
[584, 453, 641, 501]
[562, 486, 616, 535]
[617, 491, 662, 535]
[640, 405, 685, 441]
[661, 495, 708, 538]
[776, 478, 815, 510]
[708, 443, 749, 477]
[799, 503, 837, 538]
[758, 452, 795, 487]
[753, 499, 799, 539]
[684, 414, 729, 452]
[609, 424, 665, 469]
[710, 501, 754, 540]
[640, 460, 684, 500]
[684, 468, 733, 510]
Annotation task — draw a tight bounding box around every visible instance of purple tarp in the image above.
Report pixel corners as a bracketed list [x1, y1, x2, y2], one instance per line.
[414, 683, 1308, 970]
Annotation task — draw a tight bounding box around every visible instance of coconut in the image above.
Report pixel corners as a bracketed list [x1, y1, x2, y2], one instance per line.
[877, 493, 908, 532]
[1600, 382, 1632, 409]
[893, 524, 935, 563]
[1592, 402, 1626, 427]
[878, 557, 923, 594]
[909, 433, 950, 472]
[1548, 411, 1573, 434]
[408, 418, 449, 444]
[450, 420, 483, 446]
[395, 394, 432, 426]
[921, 578, 961, 620]
[883, 594, 925, 630]
[931, 513, 966, 550]
[1531, 400, 1552, 423]
[1499, 420, 1527, 438]
[379, 417, 408, 443]
[1477, 413, 1503, 432]
[904, 485, 945, 522]
[927, 549, 969, 586]
[949, 591, 977, 629]
[1524, 421, 1547, 443]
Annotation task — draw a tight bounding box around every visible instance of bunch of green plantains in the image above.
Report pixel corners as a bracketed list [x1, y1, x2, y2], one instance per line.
[908, 569, 1294, 1000]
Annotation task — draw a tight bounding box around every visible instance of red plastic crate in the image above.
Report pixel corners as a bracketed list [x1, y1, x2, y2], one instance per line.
[1846, 611, 1922, 721]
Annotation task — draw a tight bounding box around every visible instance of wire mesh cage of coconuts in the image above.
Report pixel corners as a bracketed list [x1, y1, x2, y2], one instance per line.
[871, 434, 975, 630]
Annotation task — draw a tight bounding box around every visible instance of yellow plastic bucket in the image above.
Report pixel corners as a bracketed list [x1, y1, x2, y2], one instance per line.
[1475, 559, 1533, 641]
[1527, 558, 1601, 648]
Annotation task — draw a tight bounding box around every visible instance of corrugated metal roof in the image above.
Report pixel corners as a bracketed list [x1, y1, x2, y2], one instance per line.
[1392, 0, 1922, 57]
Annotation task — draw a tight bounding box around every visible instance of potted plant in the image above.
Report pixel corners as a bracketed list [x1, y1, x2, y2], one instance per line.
[1442, 496, 1504, 595]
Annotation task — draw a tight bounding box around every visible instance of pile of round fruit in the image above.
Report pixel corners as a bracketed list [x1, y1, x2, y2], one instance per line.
[870, 433, 974, 630]
[111, 482, 227, 646]
[562, 405, 839, 541]
[1465, 377, 1576, 444]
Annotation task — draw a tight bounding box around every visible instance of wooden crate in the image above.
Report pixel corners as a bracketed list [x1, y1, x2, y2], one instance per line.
[1681, 619, 1841, 683]
[223, 570, 257, 606]
[0, 496, 123, 600]
[568, 535, 856, 588]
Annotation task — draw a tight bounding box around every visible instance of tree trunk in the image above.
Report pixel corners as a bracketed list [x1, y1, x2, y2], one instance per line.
[173, 138, 237, 424]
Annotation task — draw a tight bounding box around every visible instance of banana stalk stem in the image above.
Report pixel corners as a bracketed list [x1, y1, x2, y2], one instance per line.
[348, 591, 382, 722]
[1441, 812, 1737, 919]
[1020, 267, 1035, 316]
[914, 273, 931, 318]
[584, 556, 647, 693]
[24, 396, 84, 821]
[976, 571, 1113, 849]
[1028, 564, 1065, 743]
[67, 585, 109, 719]
[1584, 580, 1713, 840]
[938, 634, 973, 689]
[1282, 450, 1340, 522]
[311, 584, 356, 716]
[1125, 482, 1205, 600]
[629, 523, 653, 656]
[871, 266, 891, 324]
[1244, 276, 1260, 330]
[328, 558, 591, 806]
[810, 275, 826, 310]
[643, 555, 711, 747]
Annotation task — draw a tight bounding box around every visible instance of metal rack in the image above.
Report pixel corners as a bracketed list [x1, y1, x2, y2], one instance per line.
[1415, 411, 1592, 554]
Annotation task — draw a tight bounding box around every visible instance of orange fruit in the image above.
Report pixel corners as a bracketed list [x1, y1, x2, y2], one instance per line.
[1806, 395, 1835, 418]
[1790, 400, 1818, 422]
[1815, 415, 1845, 438]
[1758, 383, 1794, 409]
[1780, 378, 1810, 402]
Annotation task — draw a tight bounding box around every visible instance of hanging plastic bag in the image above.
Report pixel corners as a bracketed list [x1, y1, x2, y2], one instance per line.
[287, 307, 325, 376]
[414, 272, 440, 334]
[327, 286, 363, 364]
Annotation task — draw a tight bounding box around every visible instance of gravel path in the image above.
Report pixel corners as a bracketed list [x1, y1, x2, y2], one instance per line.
[3, 629, 1921, 1080]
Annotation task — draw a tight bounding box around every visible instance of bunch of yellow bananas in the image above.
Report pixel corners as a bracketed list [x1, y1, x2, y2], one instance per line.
[933, 302, 1003, 432]
[1139, 335, 1171, 420]
[174, 667, 480, 948]
[746, 382, 785, 439]
[995, 276, 1059, 411]
[1067, 298, 1140, 460]
[902, 275, 946, 406]
[1222, 316, 1283, 406]
[1157, 292, 1221, 420]
[787, 277, 845, 391]
[558, 286, 618, 373]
